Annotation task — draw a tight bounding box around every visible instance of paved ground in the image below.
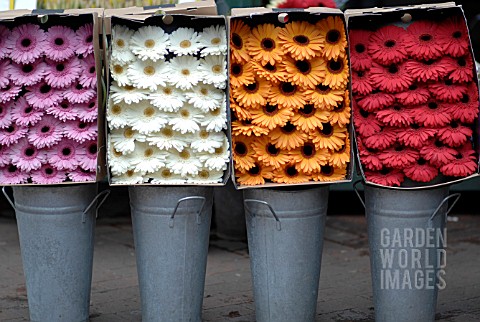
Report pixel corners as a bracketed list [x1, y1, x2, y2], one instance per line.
[0, 211, 479, 321]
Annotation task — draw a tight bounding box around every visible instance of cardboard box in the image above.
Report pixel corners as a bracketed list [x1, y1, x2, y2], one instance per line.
[346, 2, 480, 190]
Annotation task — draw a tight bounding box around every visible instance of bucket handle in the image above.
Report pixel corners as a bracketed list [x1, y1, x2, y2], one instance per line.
[244, 199, 281, 231]
[2, 186, 15, 211]
[429, 193, 461, 225]
[353, 180, 366, 210]
[170, 196, 206, 228]
[82, 189, 111, 223]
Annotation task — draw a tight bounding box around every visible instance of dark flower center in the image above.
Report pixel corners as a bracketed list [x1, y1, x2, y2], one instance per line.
[264, 63, 276, 72]
[409, 84, 418, 91]
[334, 101, 345, 112]
[455, 153, 463, 160]
[234, 142, 247, 156]
[293, 35, 309, 45]
[460, 94, 470, 103]
[281, 122, 296, 134]
[41, 126, 50, 133]
[244, 82, 258, 94]
[22, 64, 33, 73]
[299, 104, 315, 117]
[356, 71, 365, 77]
[417, 158, 427, 165]
[76, 83, 84, 90]
[355, 43, 365, 53]
[54, 38, 64, 46]
[295, 60, 311, 74]
[62, 147, 71, 156]
[6, 125, 14, 133]
[231, 64, 242, 76]
[8, 165, 17, 173]
[266, 143, 279, 156]
[380, 168, 390, 175]
[263, 104, 278, 116]
[302, 143, 315, 158]
[89, 66, 95, 74]
[359, 109, 369, 118]
[2, 85, 11, 91]
[394, 145, 404, 152]
[86, 35, 93, 43]
[420, 34, 432, 42]
[321, 122, 333, 136]
[457, 58, 466, 67]
[410, 123, 420, 129]
[315, 84, 330, 94]
[450, 121, 459, 128]
[423, 60, 435, 66]
[280, 82, 296, 96]
[286, 165, 298, 177]
[56, 64, 65, 72]
[321, 165, 334, 176]
[21, 38, 31, 48]
[384, 40, 395, 48]
[248, 165, 261, 176]
[232, 33, 242, 49]
[45, 167, 54, 175]
[0, 107, 2, 114]
[25, 147, 35, 156]
[435, 140, 444, 148]
[326, 30, 340, 44]
[327, 59, 343, 74]
[452, 31, 462, 39]
[445, 79, 453, 86]
[393, 105, 401, 111]
[428, 102, 438, 109]
[261, 38, 275, 50]
[89, 143, 97, 154]
[78, 122, 87, 129]
[388, 64, 398, 74]
[89, 101, 95, 109]
[40, 84, 51, 94]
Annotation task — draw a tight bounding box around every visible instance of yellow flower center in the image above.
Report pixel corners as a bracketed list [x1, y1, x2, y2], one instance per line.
[212, 65, 222, 74]
[163, 87, 172, 95]
[144, 66, 155, 76]
[198, 170, 210, 179]
[211, 37, 221, 45]
[113, 65, 124, 74]
[179, 150, 190, 159]
[200, 88, 209, 96]
[124, 128, 134, 138]
[125, 85, 135, 91]
[143, 107, 155, 117]
[116, 39, 125, 48]
[144, 148, 154, 158]
[161, 169, 172, 178]
[181, 69, 190, 76]
[126, 170, 134, 177]
[180, 109, 189, 118]
[180, 40, 191, 48]
[199, 130, 209, 139]
[161, 128, 173, 137]
[111, 104, 122, 115]
[144, 39, 155, 48]
[210, 108, 221, 116]
[113, 148, 122, 157]
[215, 147, 223, 155]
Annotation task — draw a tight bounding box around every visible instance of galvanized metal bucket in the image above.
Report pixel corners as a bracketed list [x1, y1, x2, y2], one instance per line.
[354, 182, 460, 322]
[129, 186, 214, 322]
[213, 180, 246, 241]
[243, 186, 329, 322]
[3, 184, 110, 322]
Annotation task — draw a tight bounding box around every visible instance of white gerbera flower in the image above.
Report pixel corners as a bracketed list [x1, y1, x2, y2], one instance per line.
[199, 25, 227, 57]
[107, 98, 133, 129]
[146, 126, 189, 152]
[167, 147, 202, 177]
[110, 127, 146, 154]
[111, 169, 144, 184]
[107, 137, 134, 175]
[198, 54, 227, 89]
[150, 168, 187, 184]
[130, 25, 169, 61]
[168, 104, 204, 134]
[185, 83, 224, 112]
[187, 168, 224, 184]
[169, 27, 202, 56]
[168, 56, 201, 90]
[110, 81, 148, 105]
[128, 101, 168, 134]
[129, 141, 166, 175]
[127, 59, 170, 92]
[199, 136, 229, 171]
[200, 100, 227, 132]
[190, 128, 226, 153]
[111, 25, 136, 64]
[149, 85, 186, 112]
[110, 61, 132, 87]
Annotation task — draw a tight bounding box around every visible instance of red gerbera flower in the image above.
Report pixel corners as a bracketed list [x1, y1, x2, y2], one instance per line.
[363, 126, 397, 150]
[353, 105, 382, 137]
[403, 158, 439, 182]
[448, 83, 479, 123]
[349, 29, 372, 71]
[420, 140, 458, 167]
[447, 55, 474, 83]
[403, 20, 443, 60]
[437, 121, 472, 147]
[369, 62, 413, 93]
[396, 123, 437, 149]
[378, 144, 419, 169]
[395, 83, 430, 106]
[358, 138, 383, 171]
[440, 142, 477, 177]
[375, 104, 414, 127]
[437, 16, 470, 58]
[356, 91, 395, 112]
[352, 69, 374, 95]
[368, 25, 408, 65]
[428, 79, 468, 102]
[413, 100, 452, 127]
[277, 0, 336, 8]
[366, 168, 405, 187]
[405, 58, 450, 82]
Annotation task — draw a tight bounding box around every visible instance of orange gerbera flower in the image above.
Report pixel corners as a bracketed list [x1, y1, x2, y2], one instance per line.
[329, 90, 351, 127]
[329, 135, 350, 168]
[232, 120, 269, 137]
[230, 20, 251, 63]
[269, 82, 307, 109]
[313, 164, 347, 182]
[305, 84, 344, 110]
[232, 77, 270, 108]
[282, 56, 326, 89]
[310, 122, 347, 151]
[290, 104, 330, 132]
[246, 23, 284, 66]
[271, 163, 311, 184]
[278, 21, 324, 60]
[316, 16, 347, 60]
[252, 135, 290, 168]
[269, 121, 308, 150]
[230, 101, 252, 121]
[230, 61, 255, 88]
[291, 141, 329, 173]
[236, 162, 274, 186]
[233, 135, 255, 171]
[322, 56, 349, 90]
[250, 104, 293, 130]
[251, 61, 287, 83]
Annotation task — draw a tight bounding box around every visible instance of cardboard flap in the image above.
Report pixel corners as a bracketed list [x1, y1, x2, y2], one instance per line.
[345, 1, 456, 18]
[141, 0, 217, 15]
[232, 6, 342, 17]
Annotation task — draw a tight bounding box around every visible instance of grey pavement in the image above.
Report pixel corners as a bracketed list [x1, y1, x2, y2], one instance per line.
[0, 211, 479, 321]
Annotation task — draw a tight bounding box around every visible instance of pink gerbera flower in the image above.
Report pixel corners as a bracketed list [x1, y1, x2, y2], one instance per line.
[0, 100, 13, 129]
[397, 123, 437, 149]
[11, 97, 44, 127]
[447, 55, 474, 83]
[352, 69, 374, 95]
[63, 120, 97, 144]
[448, 84, 479, 123]
[0, 25, 12, 59]
[76, 98, 97, 122]
[0, 144, 11, 167]
[403, 158, 439, 183]
[78, 140, 97, 171]
[7, 59, 47, 86]
[68, 168, 96, 182]
[428, 79, 468, 102]
[366, 168, 405, 187]
[44, 57, 82, 88]
[368, 25, 408, 65]
[0, 82, 22, 103]
[78, 54, 97, 89]
[0, 123, 28, 146]
[10, 138, 46, 172]
[0, 59, 10, 88]
[378, 144, 419, 169]
[44, 25, 76, 61]
[75, 23, 94, 57]
[349, 29, 372, 71]
[30, 163, 66, 184]
[413, 100, 453, 127]
[437, 121, 472, 147]
[437, 16, 470, 58]
[0, 165, 29, 184]
[353, 105, 382, 137]
[420, 140, 458, 167]
[63, 82, 96, 104]
[27, 115, 63, 148]
[375, 104, 414, 127]
[363, 126, 397, 150]
[405, 58, 449, 82]
[6, 24, 46, 64]
[440, 142, 477, 177]
[395, 83, 430, 106]
[46, 99, 78, 121]
[403, 20, 443, 60]
[25, 82, 63, 109]
[356, 91, 395, 112]
[47, 139, 84, 171]
[370, 62, 413, 93]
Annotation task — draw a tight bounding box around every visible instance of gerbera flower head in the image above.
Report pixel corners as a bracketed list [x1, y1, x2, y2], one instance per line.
[0, 165, 29, 184]
[378, 144, 419, 169]
[79, 54, 97, 89]
[0, 144, 12, 167]
[25, 81, 64, 109]
[76, 98, 98, 123]
[278, 21, 324, 60]
[188, 167, 224, 184]
[30, 164, 66, 184]
[250, 104, 293, 130]
[404, 158, 439, 183]
[0, 123, 28, 146]
[428, 80, 468, 103]
[63, 82, 96, 104]
[329, 91, 351, 127]
[109, 127, 146, 155]
[413, 100, 452, 127]
[170, 27, 201, 56]
[168, 104, 204, 134]
[111, 61, 131, 87]
[366, 168, 405, 187]
[268, 81, 306, 110]
[437, 121, 472, 147]
[130, 142, 166, 175]
[437, 16, 470, 58]
[375, 104, 414, 127]
[405, 58, 450, 83]
[420, 140, 458, 167]
[271, 163, 310, 184]
[305, 84, 344, 110]
[316, 16, 347, 60]
[107, 98, 131, 129]
[353, 106, 382, 137]
[314, 164, 348, 182]
[291, 104, 330, 132]
[190, 129, 225, 154]
[68, 169, 96, 182]
[0, 26, 12, 59]
[449, 83, 479, 123]
[46, 99, 78, 121]
[370, 62, 413, 93]
[111, 170, 144, 184]
[146, 126, 188, 152]
[199, 25, 227, 57]
[127, 59, 170, 92]
[44, 57, 82, 88]
[356, 90, 395, 112]
[447, 55, 474, 83]
[396, 123, 437, 149]
[404, 20, 443, 60]
[149, 168, 186, 185]
[11, 97, 44, 127]
[329, 135, 350, 168]
[185, 83, 224, 112]
[75, 23, 94, 56]
[252, 135, 290, 168]
[149, 85, 185, 112]
[230, 61, 255, 88]
[199, 54, 227, 89]
[11, 138, 46, 172]
[110, 81, 147, 105]
[233, 77, 270, 108]
[310, 122, 347, 151]
[283, 56, 326, 89]
[251, 61, 286, 84]
[352, 69, 374, 96]
[362, 126, 397, 150]
[368, 25, 408, 65]
[0, 60, 10, 88]
[47, 139, 84, 171]
[27, 115, 63, 148]
[246, 23, 284, 66]
[231, 119, 269, 137]
[358, 138, 383, 171]
[322, 56, 349, 90]
[7, 59, 47, 87]
[45, 26, 76, 61]
[130, 25, 169, 61]
[439, 142, 477, 177]
[0, 82, 22, 104]
[0, 100, 13, 129]
[167, 147, 202, 177]
[63, 120, 97, 144]
[78, 140, 97, 171]
[395, 83, 430, 106]
[230, 20, 251, 63]
[233, 135, 256, 171]
[200, 103, 228, 132]
[291, 141, 329, 173]
[129, 102, 168, 134]
[168, 56, 201, 90]
[111, 25, 136, 64]
[237, 162, 274, 186]
[348, 29, 372, 71]
[269, 121, 308, 150]
[7, 24, 46, 64]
